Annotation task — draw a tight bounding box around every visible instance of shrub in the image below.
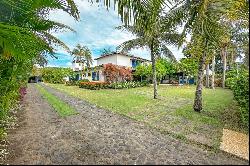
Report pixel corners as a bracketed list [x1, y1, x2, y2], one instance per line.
[214, 78, 222, 87]
[103, 63, 132, 83]
[108, 81, 149, 89]
[82, 79, 90, 82]
[78, 81, 149, 90]
[66, 79, 89, 86]
[226, 66, 249, 128]
[41, 67, 74, 84]
[79, 82, 109, 90]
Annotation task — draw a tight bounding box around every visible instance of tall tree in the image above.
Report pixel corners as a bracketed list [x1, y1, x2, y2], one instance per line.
[0, 0, 79, 120]
[219, 36, 230, 88]
[71, 44, 93, 79]
[163, 0, 233, 112]
[116, 1, 180, 99]
[211, 55, 216, 89]
[0, 0, 79, 60]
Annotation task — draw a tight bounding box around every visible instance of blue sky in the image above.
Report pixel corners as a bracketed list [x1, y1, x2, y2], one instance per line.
[47, 0, 184, 67]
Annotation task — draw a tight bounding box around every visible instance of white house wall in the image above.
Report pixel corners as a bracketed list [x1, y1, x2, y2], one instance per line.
[97, 54, 117, 66]
[72, 62, 83, 71]
[116, 54, 131, 67]
[99, 70, 105, 82]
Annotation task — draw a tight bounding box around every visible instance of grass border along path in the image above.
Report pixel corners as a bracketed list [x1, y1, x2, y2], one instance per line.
[36, 84, 78, 117]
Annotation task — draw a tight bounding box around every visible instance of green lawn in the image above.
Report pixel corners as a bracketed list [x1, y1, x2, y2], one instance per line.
[46, 83, 247, 148]
[36, 84, 78, 117]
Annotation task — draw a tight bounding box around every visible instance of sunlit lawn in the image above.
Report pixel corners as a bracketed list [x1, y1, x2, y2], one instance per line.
[46, 83, 246, 149]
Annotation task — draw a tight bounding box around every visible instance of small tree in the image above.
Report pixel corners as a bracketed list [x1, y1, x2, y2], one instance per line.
[179, 57, 198, 84]
[103, 63, 132, 83]
[134, 65, 151, 81]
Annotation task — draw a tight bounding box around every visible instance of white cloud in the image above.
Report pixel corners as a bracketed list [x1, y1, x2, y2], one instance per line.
[47, 0, 184, 67]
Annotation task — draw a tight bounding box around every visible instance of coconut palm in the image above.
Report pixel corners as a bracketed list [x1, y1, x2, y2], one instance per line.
[71, 44, 93, 79]
[116, 1, 180, 99]
[0, 0, 79, 60]
[0, 0, 79, 118]
[161, 0, 237, 112]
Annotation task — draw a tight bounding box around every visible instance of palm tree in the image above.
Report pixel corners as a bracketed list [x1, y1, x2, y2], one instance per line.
[71, 44, 93, 80]
[162, 0, 235, 112]
[219, 36, 230, 88]
[0, 0, 79, 60]
[0, 0, 79, 118]
[101, 0, 248, 111]
[117, 26, 179, 99]
[116, 1, 180, 99]
[211, 54, 216, 89]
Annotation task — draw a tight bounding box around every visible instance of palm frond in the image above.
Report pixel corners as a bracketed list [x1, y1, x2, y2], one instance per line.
[117, 38, 147, 52]
[160, 45, 176, 61]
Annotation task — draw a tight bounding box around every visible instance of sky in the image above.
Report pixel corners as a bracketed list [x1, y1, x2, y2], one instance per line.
[47, 0, 184, 68]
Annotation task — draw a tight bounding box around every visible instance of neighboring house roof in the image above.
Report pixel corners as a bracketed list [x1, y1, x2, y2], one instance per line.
[94, 52, 151, 62]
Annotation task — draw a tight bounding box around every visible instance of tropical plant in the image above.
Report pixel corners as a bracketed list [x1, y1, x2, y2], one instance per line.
[134, 65, 151, 81]
[0, 0, 79, 130]
[101, 47, 114, 55]
[71, 44, 93, 80]
[103, 63, 132, 83]
[116, 0, 181, 99]
[226, 64, 249, 128]
[162, 0, 246, 112]
[178, 57, 198, 82]
[41, 67, 74, 84]
[79, 81, 109, 90]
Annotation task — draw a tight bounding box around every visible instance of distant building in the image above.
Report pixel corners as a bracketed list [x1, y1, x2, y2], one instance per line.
[71, 56, 85, 80]
[82, 52, 151, 82]
[95, 52, 151, 69]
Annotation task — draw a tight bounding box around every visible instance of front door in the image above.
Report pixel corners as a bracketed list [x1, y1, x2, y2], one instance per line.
[92, 72, 96, 81]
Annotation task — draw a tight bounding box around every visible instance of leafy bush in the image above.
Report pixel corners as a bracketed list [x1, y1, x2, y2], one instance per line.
[79, 82, 109, 90]
[109, 81, 149, 89]
[226, 66, 249, 128]
[103, 63, 132, 83]
[82, 79, 90, 82]
[214, 78, 222, 87]
[41, 67, 74, 84]
[78, 81, 149, 90]
[66, 79, 89, 86]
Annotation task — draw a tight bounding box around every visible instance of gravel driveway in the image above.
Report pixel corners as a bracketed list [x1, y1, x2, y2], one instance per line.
[5, 83, 248, 165]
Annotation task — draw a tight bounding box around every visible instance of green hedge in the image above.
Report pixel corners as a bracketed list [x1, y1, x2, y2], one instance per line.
[79, 81, 149, 90]
[0, 57, 30, 139]
[108, 81, 149, 89]
[79, 82, 109, 90]
[65, 79, 89, 86]
[41, 67, 74, 84]
[226, 66, 249, 128]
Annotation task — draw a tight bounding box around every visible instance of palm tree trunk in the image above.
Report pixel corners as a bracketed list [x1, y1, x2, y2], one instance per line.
[193, 51, 206, 112]
[205, 64, 209, 88]
[222, 47, 227, 88]
[211, 55, 215, 89]
[151, 45, 158, 99]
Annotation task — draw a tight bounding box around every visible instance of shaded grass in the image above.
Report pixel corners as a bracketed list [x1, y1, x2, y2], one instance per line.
[36, 84, 78, 117]
[46, 83, 247, 148]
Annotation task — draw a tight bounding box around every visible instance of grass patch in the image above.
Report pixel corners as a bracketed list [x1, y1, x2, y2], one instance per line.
[46, 83, 248, 148]
[36, 84, 78, 117]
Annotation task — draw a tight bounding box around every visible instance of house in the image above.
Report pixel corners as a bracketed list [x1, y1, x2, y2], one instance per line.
[71, 57, 85, 80]
[82, 52, 151, 82]
[161, 72, 194, 85]
[95, 52, 151, 69]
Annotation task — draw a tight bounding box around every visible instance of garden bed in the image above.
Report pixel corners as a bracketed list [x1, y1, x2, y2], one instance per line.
[79, 81, 149, 90]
